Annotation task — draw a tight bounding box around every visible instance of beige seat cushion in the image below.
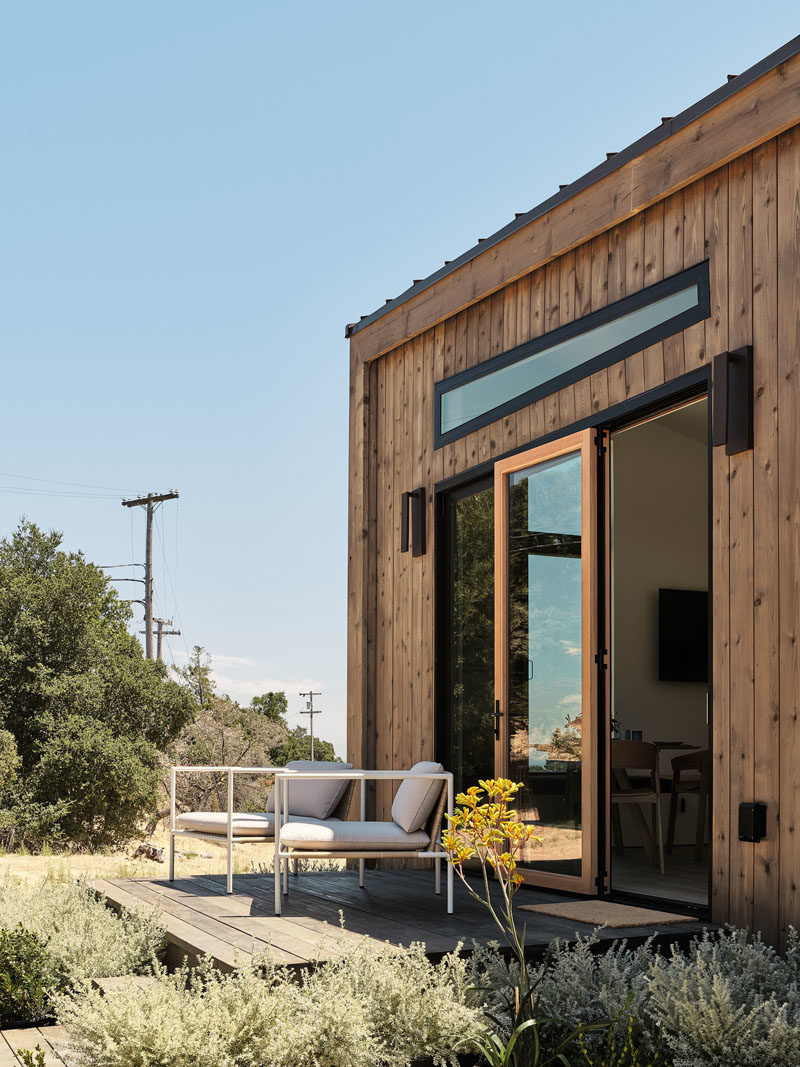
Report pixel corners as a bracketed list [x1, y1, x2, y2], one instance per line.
[175, 811, 277, 838]
[391, 761, 444, 833]
[280, 819, 430, 851]
[266, 760, 353, 819]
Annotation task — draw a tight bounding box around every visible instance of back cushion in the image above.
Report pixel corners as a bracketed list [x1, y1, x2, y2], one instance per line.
[391, 761, 444, 833]
[266, 760, 353, 819]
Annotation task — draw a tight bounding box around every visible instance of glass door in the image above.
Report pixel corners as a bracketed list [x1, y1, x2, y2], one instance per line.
[494, 429, 599, 893]
[443, 480, 495, 796]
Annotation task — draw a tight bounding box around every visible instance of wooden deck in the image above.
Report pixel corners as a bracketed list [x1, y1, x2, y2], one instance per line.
[95, 869, 711, 971]
[0, 1026, 71, 1066]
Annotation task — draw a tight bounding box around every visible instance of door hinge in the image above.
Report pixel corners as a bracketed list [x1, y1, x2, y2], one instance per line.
[594, 648, 608, 668]
[595, 869, 609, 892]
[595, 432, 608, 456]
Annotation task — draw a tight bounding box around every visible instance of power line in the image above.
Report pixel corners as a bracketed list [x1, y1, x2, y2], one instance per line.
[0, 471, 136, 492]
[154, 513, 191, 663]
[0, 485, 120, 499]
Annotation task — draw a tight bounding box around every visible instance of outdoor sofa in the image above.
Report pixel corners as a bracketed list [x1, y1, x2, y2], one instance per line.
[169, 760, 354, 893]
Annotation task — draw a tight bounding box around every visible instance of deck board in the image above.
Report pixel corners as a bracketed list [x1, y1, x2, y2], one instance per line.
[0, 1028, 69, 1066]
[96, 870, 711, 971]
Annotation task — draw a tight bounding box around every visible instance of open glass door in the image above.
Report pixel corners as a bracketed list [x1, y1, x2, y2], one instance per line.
[494, 429, 599, 893]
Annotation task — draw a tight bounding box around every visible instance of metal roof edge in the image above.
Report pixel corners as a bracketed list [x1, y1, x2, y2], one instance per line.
[345, 33, 800, 340]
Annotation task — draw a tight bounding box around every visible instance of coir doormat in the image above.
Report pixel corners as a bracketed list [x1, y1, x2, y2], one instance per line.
[518, 900, 694, 927]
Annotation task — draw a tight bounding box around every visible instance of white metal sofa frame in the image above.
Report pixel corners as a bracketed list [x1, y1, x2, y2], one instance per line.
[272, 768, 454, 916]
[169, 765, 358, 894]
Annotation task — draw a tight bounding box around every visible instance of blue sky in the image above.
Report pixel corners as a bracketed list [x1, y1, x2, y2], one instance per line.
[0, 2, 796, 757]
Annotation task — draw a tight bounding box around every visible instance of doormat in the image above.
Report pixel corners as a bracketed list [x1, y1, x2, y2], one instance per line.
[518, 900, 694, 927]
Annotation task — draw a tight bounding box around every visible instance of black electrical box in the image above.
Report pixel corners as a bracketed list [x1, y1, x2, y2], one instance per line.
[739, 802, 767, 843]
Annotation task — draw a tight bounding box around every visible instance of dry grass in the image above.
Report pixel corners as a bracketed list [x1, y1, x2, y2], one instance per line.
[0, 823, 279, 884]
[522, 824, 582, 863]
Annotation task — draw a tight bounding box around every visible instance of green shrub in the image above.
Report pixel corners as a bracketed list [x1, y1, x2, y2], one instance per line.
[15, 1048, 46, 1067]
[578, 1017, 670, 1066]
[0, 520, 195, 850]
[0, 875, 165, 980]
[25, 714, 164, 849]
[0, 926, 69, 1026]
[15, 1048, 47, 1067]
[57, 942, 482, 1067]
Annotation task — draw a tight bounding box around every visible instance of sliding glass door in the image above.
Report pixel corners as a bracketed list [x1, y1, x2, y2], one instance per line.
[494, 430, 599, 893]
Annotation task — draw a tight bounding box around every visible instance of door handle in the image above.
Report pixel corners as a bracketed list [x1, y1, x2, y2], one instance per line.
[494, 700, 503, 741]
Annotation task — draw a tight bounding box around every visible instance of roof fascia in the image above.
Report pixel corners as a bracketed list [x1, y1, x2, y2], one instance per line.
[348, 35, 800, 363]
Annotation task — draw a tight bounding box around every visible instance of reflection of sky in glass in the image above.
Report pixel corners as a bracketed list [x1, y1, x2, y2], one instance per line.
[441, 285, 699, 434]
[528, 556, 582, 767]
[514, 452, 582, 769]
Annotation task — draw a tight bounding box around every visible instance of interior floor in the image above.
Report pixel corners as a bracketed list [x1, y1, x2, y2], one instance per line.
[611, 846, 709, 907]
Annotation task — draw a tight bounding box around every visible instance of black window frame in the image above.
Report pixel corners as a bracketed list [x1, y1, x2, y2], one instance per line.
[434, 260, 710, 448]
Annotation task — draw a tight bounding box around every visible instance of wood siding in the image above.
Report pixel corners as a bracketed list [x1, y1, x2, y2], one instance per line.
[347, 127, 800, 941]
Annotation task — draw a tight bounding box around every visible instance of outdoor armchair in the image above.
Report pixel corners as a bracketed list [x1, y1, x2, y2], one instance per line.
[273, 761, 454, 915]
[169, 760, 354, 893]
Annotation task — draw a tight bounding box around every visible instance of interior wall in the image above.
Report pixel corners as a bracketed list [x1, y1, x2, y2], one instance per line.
[611, 408, 708, 843]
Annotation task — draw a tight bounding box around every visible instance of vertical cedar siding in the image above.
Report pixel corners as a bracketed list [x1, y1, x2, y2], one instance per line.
[347, 129, 800, 942]
[778, 126, 800, 945]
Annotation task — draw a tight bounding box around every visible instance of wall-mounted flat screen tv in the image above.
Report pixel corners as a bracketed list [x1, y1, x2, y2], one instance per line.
[658, 588, 708, 683]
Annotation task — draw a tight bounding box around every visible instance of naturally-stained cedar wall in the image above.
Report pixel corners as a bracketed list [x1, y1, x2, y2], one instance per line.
[347, 52, 800, 943]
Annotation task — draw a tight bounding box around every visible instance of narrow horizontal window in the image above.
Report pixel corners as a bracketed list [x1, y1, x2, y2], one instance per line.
[435, 262, 710, 447]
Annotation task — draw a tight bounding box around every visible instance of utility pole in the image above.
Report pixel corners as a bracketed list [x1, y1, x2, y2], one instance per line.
[140, 618, 181, 663]
[122, 491, 179, 659]
[299, 690, 322, 760]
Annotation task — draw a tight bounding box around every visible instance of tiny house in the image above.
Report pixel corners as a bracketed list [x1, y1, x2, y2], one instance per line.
[346, 36, 800, 943]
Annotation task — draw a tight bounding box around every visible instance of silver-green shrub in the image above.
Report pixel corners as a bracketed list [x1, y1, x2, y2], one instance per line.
[0, 875, 165, 980]
[57, 942, 482, 1067]
[533, 933, 657, 1052]
[471, 926, 800, 1066]
[646, 926, 800, 1067]
[468, 934, 656, 1053]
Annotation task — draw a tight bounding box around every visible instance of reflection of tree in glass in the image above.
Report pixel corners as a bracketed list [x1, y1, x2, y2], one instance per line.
[450, 489, 495, 795]
[535, 713, 582, 762]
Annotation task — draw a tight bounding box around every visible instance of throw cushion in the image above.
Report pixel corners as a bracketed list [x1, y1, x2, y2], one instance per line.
[266, 760, 353, 819]
[391, 761, 444, 833]
[174, 811, 276, 838]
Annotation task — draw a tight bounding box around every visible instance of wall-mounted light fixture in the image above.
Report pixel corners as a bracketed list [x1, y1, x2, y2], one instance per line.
[400, 487, 426, 557]
[712, 346, 753, 455]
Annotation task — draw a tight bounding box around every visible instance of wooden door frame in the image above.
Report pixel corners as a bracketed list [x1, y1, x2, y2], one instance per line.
[494, 428, 599, 895]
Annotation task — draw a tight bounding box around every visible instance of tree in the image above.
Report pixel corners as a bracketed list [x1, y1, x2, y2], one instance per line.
[250, 691, 288, 723]
[270, 724, 338, 765]
[167, 663, 341, 815]
[173, 646, 216, 708]
[168, 694, 289, 812]
[0, 520, 196, 848]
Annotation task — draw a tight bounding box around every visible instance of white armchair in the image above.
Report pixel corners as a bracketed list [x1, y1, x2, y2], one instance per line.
[273, 762, 454, 915]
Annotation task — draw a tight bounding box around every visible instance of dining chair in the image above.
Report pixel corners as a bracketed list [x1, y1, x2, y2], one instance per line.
[610, 740, 665, 875]
[666, 747, 711, 860]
